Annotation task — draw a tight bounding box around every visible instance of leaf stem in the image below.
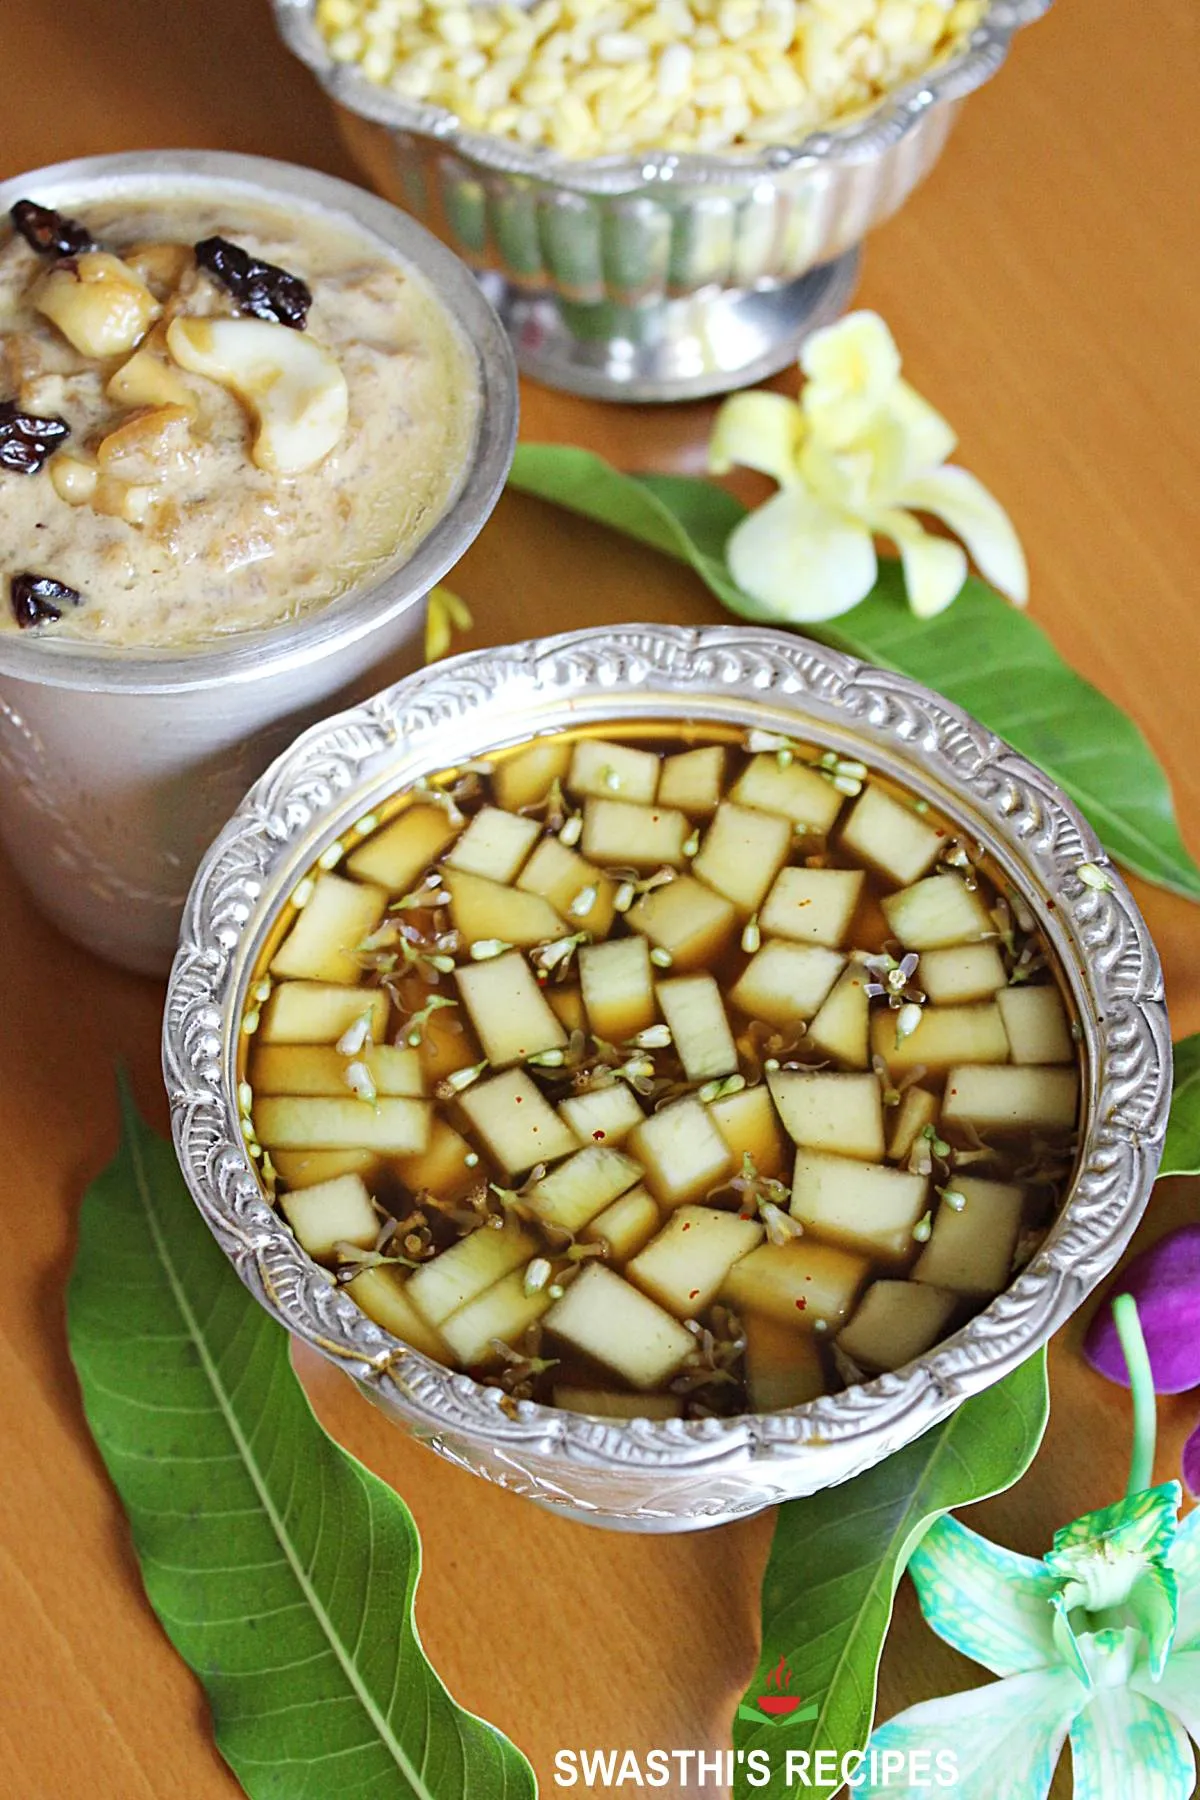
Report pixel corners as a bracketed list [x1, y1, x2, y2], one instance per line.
[1112, 1293, 1156, 1496]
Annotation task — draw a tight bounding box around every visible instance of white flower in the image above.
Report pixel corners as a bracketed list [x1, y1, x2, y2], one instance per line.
[424, 584, 473, 662]
[858, 1483, 1200, 1798]
[708, 311, 1028, 623]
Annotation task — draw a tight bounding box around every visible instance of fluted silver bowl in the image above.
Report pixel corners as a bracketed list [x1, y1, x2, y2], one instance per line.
[165, 624, 1168, 1532]
[274, 0, 1051, 399]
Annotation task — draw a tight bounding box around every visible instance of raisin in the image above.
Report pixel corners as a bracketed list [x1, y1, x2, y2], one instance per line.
[0, 401, 70, 475]
[10, 572, 82, 630]
[194, 235, 312, 330]
[9, 199, 96, 258]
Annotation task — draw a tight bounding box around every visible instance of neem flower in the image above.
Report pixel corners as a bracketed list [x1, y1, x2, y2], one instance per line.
[1086, 1225, 1200, 1499]
[859, 1299, 1200, 1798]
[708, 311, 1028, 624]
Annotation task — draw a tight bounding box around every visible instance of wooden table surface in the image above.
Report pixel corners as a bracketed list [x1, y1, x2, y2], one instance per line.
[2, 1, 1198, 1794]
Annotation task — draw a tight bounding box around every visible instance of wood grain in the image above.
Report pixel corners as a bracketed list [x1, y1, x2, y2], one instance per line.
[0, 0, 1197, 1794]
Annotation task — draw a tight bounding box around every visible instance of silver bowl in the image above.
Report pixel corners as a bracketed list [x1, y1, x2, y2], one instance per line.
[0, 151, 517, 974]
[165, 624, 1169, 1532]
[274, 0, 1052, 401]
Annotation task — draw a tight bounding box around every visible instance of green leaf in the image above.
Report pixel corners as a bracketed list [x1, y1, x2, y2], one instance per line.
[1162, 1034, 1200, 1176]
[508, 447, 1200, 901]
[811, 565, 1200, 904]
[730, 1350, 1050, 1800]
[66, 1082, 537, 1800]
[510, 443, 762, 618]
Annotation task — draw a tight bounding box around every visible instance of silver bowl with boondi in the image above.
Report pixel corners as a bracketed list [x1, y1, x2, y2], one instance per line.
[273, 0, 1053, 400]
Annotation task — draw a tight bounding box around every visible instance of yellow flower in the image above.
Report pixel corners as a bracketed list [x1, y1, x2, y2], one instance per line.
[709, 311, 1028, 623]
[424, 584, 474, 663]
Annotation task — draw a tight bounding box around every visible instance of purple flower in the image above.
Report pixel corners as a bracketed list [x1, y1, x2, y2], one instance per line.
[1185, 1427, 1200, 1502]
[1084, 1225, 1200, 1497]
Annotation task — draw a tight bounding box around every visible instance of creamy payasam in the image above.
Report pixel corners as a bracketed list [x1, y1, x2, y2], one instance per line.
[0, 194, 478, 645]
[240, 724, 1082, 1419]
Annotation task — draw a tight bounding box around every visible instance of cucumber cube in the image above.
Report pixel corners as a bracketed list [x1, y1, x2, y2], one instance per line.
[627, 876, 739, 972]
[744, 1313, 827, 1410]
[657, 745, 725, 815]
[279, 1172, 378, 1262]
[941, 1065, 1079, 1135]
[707, 1083, 788, 1178]
[269, 872, 387, 986]
[839, 784, 943, 886]
[524, 1145, 643, 1234]
[768, 1070, 885, 1160]
[443, 869, 564, 947]
[627, 1097, 735, 1207]
[252, 1043, 424, 1097]
[395, 1117, 479, 1200]
[656, 974, 739, 1081]
[995, 986, 1075, 1065]
[913, 1177, 1024, 1298]
[406, 1216, 537, 1326]
[568, 738, 661, 804]
[583, 1184, 661, 1260]
[882, 874, 993, 949]
[271, 1148, 382, 1189]
[458, 1070, 581, 1176]
[805, 966, 872, 1068]
[582, 797, 690, 870]
[444, 806, 541, 883]
[628, 1205, 764, 1317]
[886, 1087, 940, 1162]
[579, 936, 657, 1042]
[553, 1387, 683, 1419]
[559, 1083, 646, 1149]
[439, 1267, 553, 1366]
[543, 1264, 694, 1390]
[548, 986, 586, 1034]
[721, 1239, 868, 1329]
[789, 1150, 928, 1263]
[918, 943, 1007, 1004]
[837, 1280, 959, 1373]
[729, 755, 843, 832]
[517, 837, 616, 937]
[760, 867, 864, 947]
[870, 1003, 1010, 1073]
[455, 951, 566, 1067]
[491, 738, 571, 812]
[345, 1266, 453, 1363]
[256, 1096, 431, 1156]
[346, 805, 460, 892]
[730, 940, 845, 1027]
[259, 983, 389, 1046]
[691, 802, 792, 913]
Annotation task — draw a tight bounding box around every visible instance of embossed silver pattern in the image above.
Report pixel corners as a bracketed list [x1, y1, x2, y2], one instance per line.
[165, 624, 1168, 1531]
[272, 0, 1052, 399]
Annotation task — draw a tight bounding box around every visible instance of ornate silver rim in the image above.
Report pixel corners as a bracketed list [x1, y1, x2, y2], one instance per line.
[165, 624, 1169, 1479]
[273, 0, 1053, 196]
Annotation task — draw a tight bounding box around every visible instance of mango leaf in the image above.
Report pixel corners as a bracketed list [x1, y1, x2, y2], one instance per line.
[509, 447, 1200, 901]
[66, 1083, 537, 1800]
[1162, 1033, 1200, 1177]
[510, 443, 760, 618]
[731, 1350, 1050, 1800]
